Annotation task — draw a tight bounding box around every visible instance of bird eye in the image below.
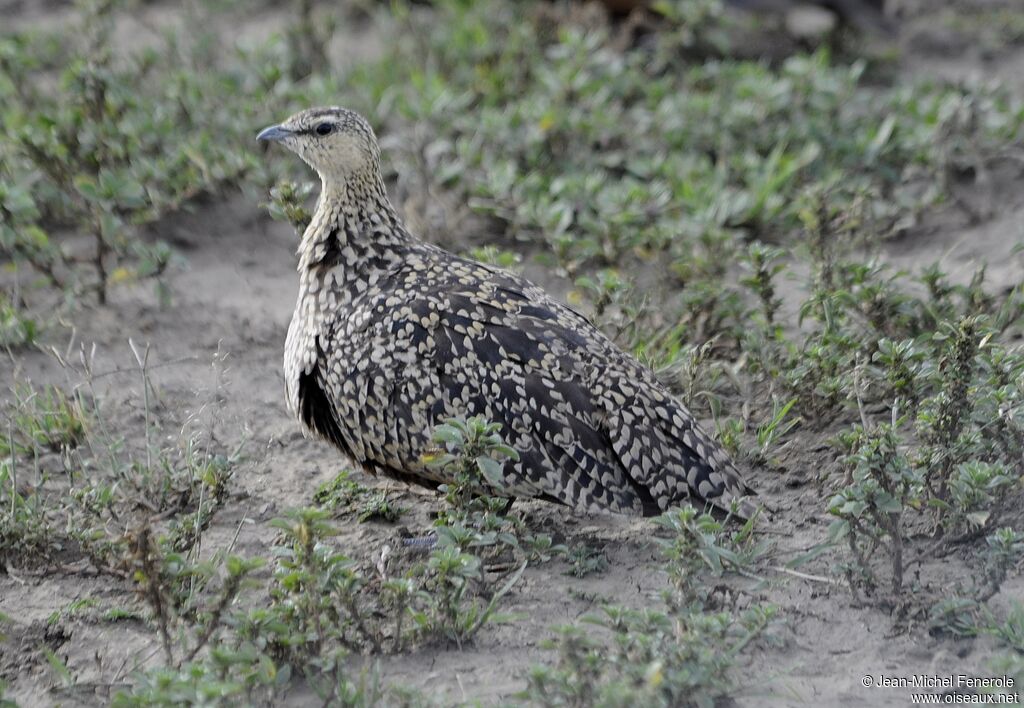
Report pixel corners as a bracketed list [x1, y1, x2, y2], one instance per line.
[315, 122, 334, 136]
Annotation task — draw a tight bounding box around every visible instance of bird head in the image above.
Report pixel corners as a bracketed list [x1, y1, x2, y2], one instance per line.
[257, 107, 381, 187]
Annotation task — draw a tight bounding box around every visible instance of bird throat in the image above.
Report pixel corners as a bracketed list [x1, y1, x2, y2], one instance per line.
[297, 177, 410, 274]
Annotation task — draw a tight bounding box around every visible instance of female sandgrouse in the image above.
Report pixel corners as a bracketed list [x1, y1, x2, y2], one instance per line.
[258, 107, 753, 517]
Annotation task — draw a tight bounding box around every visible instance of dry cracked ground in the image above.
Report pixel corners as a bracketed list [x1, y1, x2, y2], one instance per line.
[2, 1, 1024, 706]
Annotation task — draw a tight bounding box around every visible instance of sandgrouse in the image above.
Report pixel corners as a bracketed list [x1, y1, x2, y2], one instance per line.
[258, 107, 754, 517]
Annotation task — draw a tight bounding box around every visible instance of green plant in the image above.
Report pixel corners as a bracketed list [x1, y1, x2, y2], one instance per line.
[828, 424, 921, 595]
[654, 507, 766, 608]
[567, 545, 608, 578]
[356, 491, 403, 523]
[872, 337, 927, 414]
[0, 293, 37, 348]
[0, 458, 54, 567]
[991, 602, 1024, 654]
[944, 461, 1015, 530]
[313, 471, 403, 523]
[977, 528, 1024, 603]
[915, 316, 987, 501]
[522, 507, 772, 708]
[1, 0, 260, 305]
[112, 660, 263, 707]
[523, 605, 773, 708]
[0, 678, 16, 708]
[47, 598, 99, 626]
[125, 524, 264, 666]
[739, 242, 786, 327]
[928, 528, 1024, 638]
[313, 470, 367, 507]
[0, 383, 87, 458]
[426, 415, 520, 518]
[409, 531, 526, 649]
[262, 179, 315, 237]
[267, 508, 381, 656]
[752, 397, 801, 466]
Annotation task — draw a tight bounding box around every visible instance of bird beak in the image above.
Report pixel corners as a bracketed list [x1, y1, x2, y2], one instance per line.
[256, 124, 293, 142]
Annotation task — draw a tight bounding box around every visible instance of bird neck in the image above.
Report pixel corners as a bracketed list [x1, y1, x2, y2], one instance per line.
[298, 174, 411, 271]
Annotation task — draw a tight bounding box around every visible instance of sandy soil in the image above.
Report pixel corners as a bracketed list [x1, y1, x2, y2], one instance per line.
[2, 2, 1024, 707]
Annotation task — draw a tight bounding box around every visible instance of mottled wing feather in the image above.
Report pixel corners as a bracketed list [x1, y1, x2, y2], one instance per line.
[308, 249, 750, 516]
[467, 262, 752, 514]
